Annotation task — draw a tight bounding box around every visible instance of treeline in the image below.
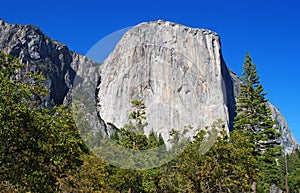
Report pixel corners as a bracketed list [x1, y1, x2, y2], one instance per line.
[0, 52, 300, 192]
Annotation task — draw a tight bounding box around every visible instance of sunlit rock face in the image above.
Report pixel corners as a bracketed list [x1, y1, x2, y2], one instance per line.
[269, 105, 299, 153]
[96, 20, 236, 141]
[96, 20, 299, 152]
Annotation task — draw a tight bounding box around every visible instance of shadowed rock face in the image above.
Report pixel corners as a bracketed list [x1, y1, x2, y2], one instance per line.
[0, 19, 298, 152]
[0, 19, 99, 106]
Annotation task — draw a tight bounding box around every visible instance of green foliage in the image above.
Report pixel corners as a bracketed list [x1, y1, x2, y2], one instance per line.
[0, 52, 88, 192]
[234, 52, 282, 192]
[114, 99, 167, 153]
[279, 149, 300, 193]
[58, 154, 110, 193]
[128, 99, 148, 130]
[289, 167, 300, 193]
[107, 99, 166, 192]
[159, 122, 258, 192]
[71, 100, 104, 149]
[234, 52, 280, 147]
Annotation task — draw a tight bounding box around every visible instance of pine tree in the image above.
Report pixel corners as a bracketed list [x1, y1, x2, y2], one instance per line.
[234, 52, 282, 192]
[108, 99, 165, 192]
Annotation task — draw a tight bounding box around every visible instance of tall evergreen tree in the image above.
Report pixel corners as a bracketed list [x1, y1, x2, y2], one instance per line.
[234, 52, 282, 192]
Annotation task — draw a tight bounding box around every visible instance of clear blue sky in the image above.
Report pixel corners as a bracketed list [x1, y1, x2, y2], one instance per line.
[1, 0, 299, 143]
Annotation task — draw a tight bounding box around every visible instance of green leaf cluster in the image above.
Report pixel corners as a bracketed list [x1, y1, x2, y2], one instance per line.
[0, 52, 88, 192]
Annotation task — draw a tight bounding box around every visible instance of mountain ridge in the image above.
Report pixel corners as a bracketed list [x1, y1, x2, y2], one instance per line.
[0, 19, 99, 106]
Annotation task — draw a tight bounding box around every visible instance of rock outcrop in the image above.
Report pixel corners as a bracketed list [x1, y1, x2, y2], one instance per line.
[96, 20, 298, 151]
[96, 20, 235, 141]
[270, 105, 300, 152]
[269, 184, 283, 193]
[0, 19, 99, 106]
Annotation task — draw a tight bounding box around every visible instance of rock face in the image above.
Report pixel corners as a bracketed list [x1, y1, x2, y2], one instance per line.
[269, 184, 283, 193]
[0, 19, 298, 152]
[270, 105, 300, 152]
[96, 20, 299, 151]
[0, 19, 99, 106]
[96, 20, 236, 140]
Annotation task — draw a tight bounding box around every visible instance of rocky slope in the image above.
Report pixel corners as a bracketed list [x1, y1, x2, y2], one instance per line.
[0, 19, 99, 106]
[0, 19, 298, 152]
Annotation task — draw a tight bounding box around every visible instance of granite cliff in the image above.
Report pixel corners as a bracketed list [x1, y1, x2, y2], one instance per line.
[96, 20, 235, 141]
[0, 19, 298, 152]
[96, 20, 299, 151]
[0, 19, 99, 106]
